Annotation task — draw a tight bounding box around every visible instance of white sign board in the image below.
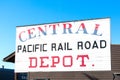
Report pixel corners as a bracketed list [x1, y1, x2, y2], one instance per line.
[15, 18, 111, 72]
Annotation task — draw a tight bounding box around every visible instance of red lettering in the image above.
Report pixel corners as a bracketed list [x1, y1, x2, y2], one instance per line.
[51, 56, 60, 67]
[49, 24, 59, 34]
[93, 24, 102, 36]
[63, 23, 72, 34]
[40, 56, 49, 68]
[28, 54, 90, 69]
[29, 57, 37, 68]
[63, 56, 73, 67]
[76, 55, 89, 67]
[19, 31, 27, 42]
[27, 28, 36, 39]
[76, 23, 88, 34]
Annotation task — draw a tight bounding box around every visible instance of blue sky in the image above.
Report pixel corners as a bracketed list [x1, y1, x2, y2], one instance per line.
[0, 0, 120, 69]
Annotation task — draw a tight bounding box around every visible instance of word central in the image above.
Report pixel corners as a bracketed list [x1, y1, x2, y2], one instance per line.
[19, 22, 102, 42]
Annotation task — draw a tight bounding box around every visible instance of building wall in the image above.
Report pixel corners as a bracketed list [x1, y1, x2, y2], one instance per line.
[29, 71, 113, 80]
[111, 45, 120, 72]
[26, 45, 120, 80]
